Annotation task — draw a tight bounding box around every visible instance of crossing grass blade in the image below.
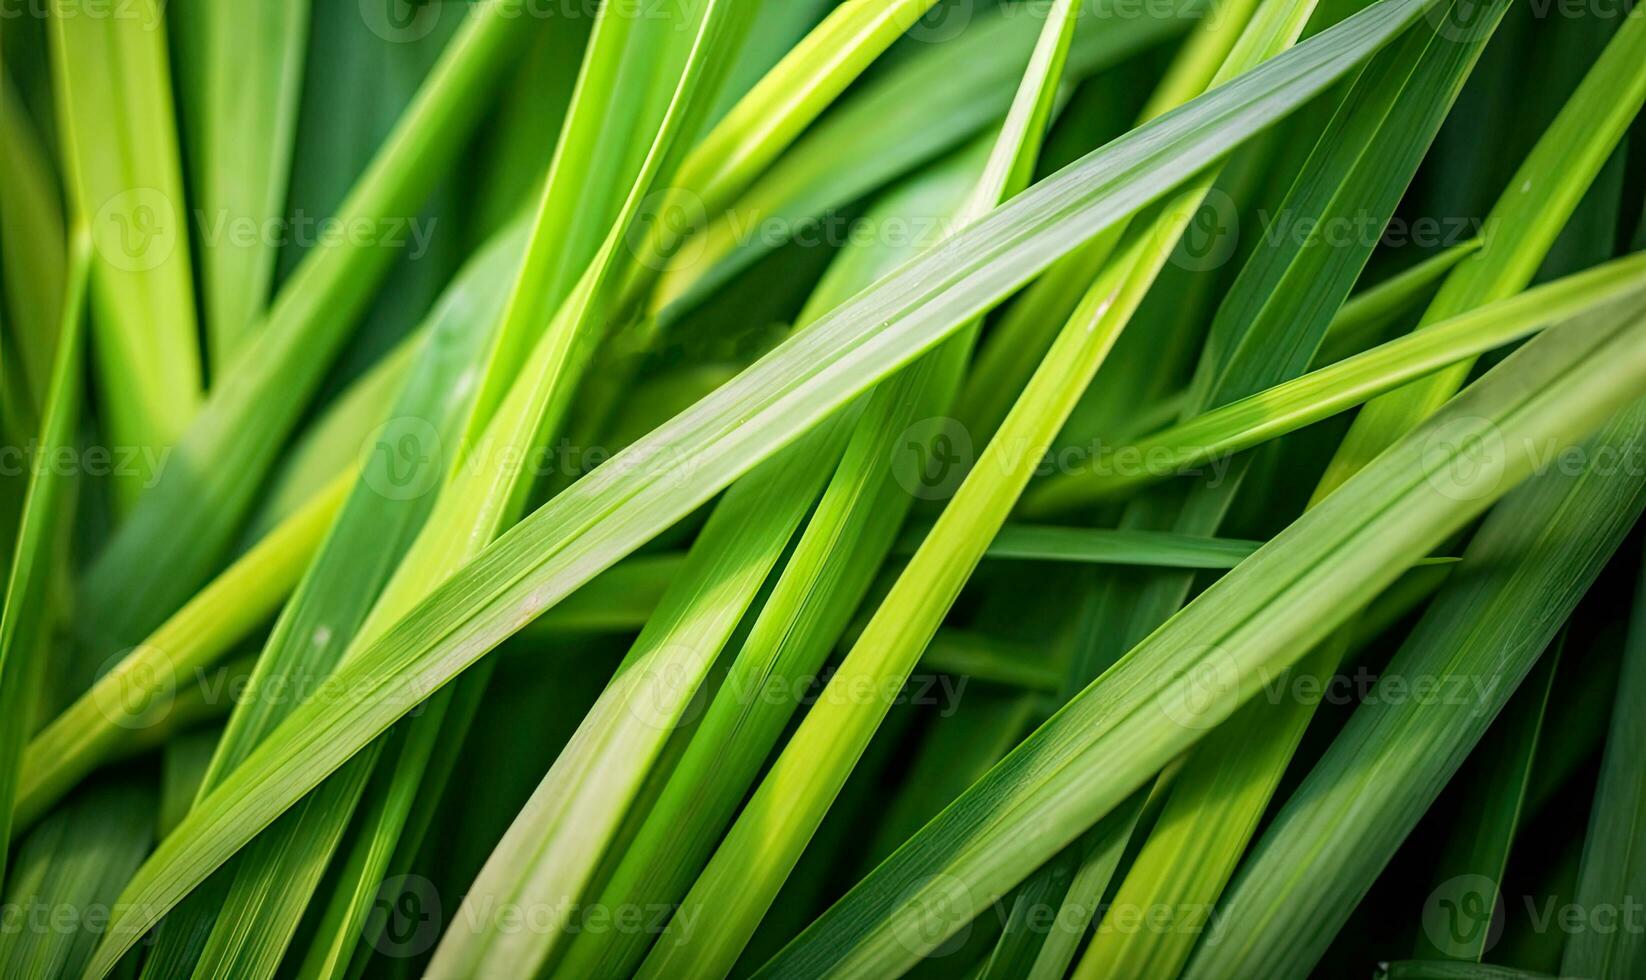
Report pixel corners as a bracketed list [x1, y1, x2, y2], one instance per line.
[1189, 364, 1646, 978]
[79, 7, 1442, 970]
[76, 1, 533, 657]
[456, 6, 1081, 974]
[652, 0, 1201, 318]
[1073, 17, 1646, 975]
[1025, 252, 1646, 511]
[755, 292, 1646, 980]
[229, 5, 762, 975]
[646, 3, 1377, 972]
[13, 470, 348, 832]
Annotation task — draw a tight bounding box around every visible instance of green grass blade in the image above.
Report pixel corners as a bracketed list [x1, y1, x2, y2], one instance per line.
[753, 301, 1646, 978]
[1313, 239, 1482, 364]
[547, 146, 988, 980]
[0, 230, 88, 878]
[80, 10, 1442, 967]
[13, 470, 348, 832]
[47, 0, 200, 507]
[900, 523, 1266, 568]
[76, 2, 532, 655]
[450, 7, 1080, 972]
[623, 0, 942, 279]
[1312, 5, 1646, 496]
[243, 332, 419, 539]
[1190, 374, 1646, 978]
[652, 0, 1200, 318]
[0, 778, 155, 980]
[1026, 252, 1646, 510]
[218, 4, 761, 973]
[656, 1, 1333, 970]
[146, 222, 529, 978]
[0, 73, 65, 420]
[1560, 546, 1646, 979]
[1074, 22, 1646, 975]
[1410, 648, 1558, 962]
[171, 0, 309, 373]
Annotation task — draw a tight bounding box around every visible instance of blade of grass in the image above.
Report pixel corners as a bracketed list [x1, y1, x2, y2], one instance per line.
[1316, 4, 1646, 492]
[243, 332, 419, 539]
[0, 778, 155, 980]
[47, 0, 200, 506]
[549, 138, 995, 980]
[1312, 239, 1482, 365]
[81, 10, 1445, 967]
[1189, 385, 1646, 978]
[898, 523, 1267, 568]
[170, 0, 309, 373]
[0, 72, 65, 419]
[621, 0, 943, 281]
[1078, 17, 1646, 975]
[648, 2, 1347, 972]
[220, 4, 763, 974]
[145, 221, 530, 978]
[754, 292, 1646, 980]
[1025, 252, 1646, 510]
[0, 229, 88, 877]
[274, 0, 465, 399]
[76, 1, 533, 656]
[1410, 647, 1559, 962]
[446, 5, 1079, 967]
[1560, 545, 1646, 979]
[652, 0, 1201, 319]
[13, 470, 349, 831]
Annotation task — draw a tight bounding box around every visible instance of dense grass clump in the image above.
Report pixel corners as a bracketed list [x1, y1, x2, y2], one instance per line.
[1, 0, 1644, 977]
